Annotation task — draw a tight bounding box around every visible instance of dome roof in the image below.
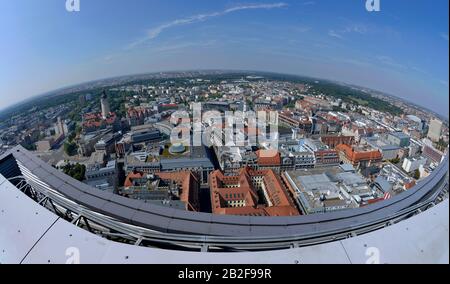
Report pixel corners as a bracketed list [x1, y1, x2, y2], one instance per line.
[169, 143, 186, 154]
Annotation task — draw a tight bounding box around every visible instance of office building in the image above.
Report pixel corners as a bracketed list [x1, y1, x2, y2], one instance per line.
[387, 132, 411, 148]
[336, 144, 383, 169]
[283, 167, 379, 215]
[85, 160, 118, 192]
[364, 136, 401, 161]
[123, 171, 200, 211]
[130, 126, 162, 144]
[427, 119, 443, 142]
[402, 157, 427, 173]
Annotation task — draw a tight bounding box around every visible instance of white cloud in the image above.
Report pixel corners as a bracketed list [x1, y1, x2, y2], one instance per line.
[105, 39, 217, 62]
[335, 58, 373, 68]
[127, 3, 288, 49]
[328, 23, 368, 39]
[328, 30, 343, 39]
[294, 26, 312, 33]
[150, 40, 217, 53]
[376, 55, 406, 69]
[343, 24, 368, 34]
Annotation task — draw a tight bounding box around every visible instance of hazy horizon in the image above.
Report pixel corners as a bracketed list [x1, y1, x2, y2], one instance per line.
[1, 68, 445, 120]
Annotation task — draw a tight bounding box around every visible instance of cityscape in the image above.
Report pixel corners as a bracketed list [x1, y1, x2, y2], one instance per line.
[0, 0, 448, 266]
[0, 71, 448, 218]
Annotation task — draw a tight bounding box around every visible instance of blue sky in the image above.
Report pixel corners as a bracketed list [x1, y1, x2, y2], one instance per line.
[0, 0, 448, 116]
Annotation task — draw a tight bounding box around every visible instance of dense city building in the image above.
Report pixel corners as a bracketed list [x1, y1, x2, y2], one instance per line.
[0, 71, 447, 220]
[320, 135, 355, 149]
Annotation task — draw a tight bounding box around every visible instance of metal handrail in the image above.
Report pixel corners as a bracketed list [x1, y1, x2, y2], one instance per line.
[1, 145, 448, 251]
[10, 162, 448, 250]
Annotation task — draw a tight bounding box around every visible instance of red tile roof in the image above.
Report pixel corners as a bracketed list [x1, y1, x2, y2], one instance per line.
[82, 112, 117, 129]
[256, 150, 281, 166]
[124, 171, 200, 211]
[155, 172, 200, 211]
[124, 172, 144, 188]
[210, 167, 299, 217]
[336, 144, 382, 164]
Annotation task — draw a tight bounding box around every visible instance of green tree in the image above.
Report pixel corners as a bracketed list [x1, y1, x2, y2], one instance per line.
[20, 142, 36, 151]
[75, 125, 83, 135]
[414, 169, 421, 180]
[67, 131, 76, 143]
[62, 163, 86, 181]
[68, 106, 82, 122]
[436, 138, 449, 152]
[64, 141, 78, 156]
[285, 102, 296, 109]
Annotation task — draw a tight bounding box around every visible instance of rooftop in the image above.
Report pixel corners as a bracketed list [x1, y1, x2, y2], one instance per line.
[284, 166, 376, 214]
[256, 149, 281, 166]
[336, 144, 382, 163]
[390, 132, 410, 140]
[210, 167, 299, 217]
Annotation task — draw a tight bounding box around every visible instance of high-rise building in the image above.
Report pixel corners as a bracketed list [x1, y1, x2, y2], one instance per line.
[402, 157, 427, 173]
[55, 116, 65, 136]
[79, 94, 86, 106]
[101, 91, 111, 120]
[427, 119, 443, 142]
